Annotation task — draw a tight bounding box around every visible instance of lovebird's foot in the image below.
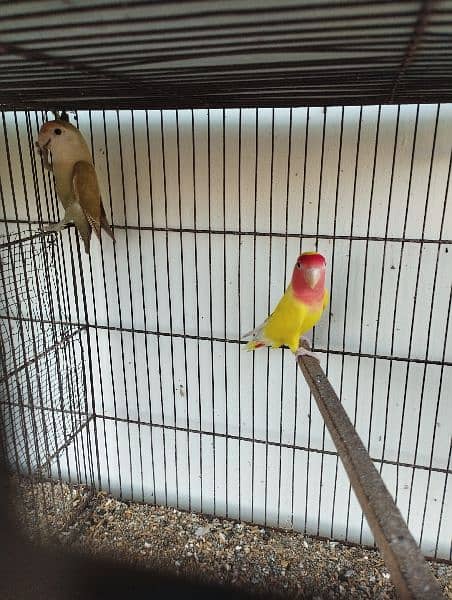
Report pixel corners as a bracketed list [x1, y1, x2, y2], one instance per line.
[295, 346, 320, 361]
[43, 220, 69, 233]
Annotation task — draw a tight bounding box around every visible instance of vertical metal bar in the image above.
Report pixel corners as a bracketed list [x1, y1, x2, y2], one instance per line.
[144, 109, 166, 505]
[330, 106, 363, 540]
[264, 107, 275, 525]
[116, 109, 143, 500]
[291, 110, 301, 530]
[356, 105, 382, 543]
[67, 231, 97, 488]
[130, 109, 155, 503]
[85, 110, 111, 494]
[301, 106, 312, 535]
[106, 109, 134, 497]
[309, 106, 327, 534]
[297, 352, 445, 600]
[381, 104, 420, 501]
[277, 107, 293, 527]
[129, 109, 148, 502]
[191, 108, 203, 512]
[370, 104, 400, 500]
[404, 105, 441, 525]
[250, 107, 259, 523]
[341, 104, 364, 538]
[207, 109, 216, 515]
[324, 105, 344, 537]
[101, 108, 124, 498]
[137, 108, 157, 504]
[237, 108, 242, 520]
[222, 108, 229, 518]
[160, 109, 179, 507]
[71, 109, 98, 490]
[315, 105, 328, 536]
[64, 109, 96, 491]
[175, 110, 191, 510]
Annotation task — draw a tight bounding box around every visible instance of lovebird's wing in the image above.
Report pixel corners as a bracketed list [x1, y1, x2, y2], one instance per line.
[72, 161, 102, 239]
[263, 286, 309, 352]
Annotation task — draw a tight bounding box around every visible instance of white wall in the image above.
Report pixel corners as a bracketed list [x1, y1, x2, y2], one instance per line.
[1, 106, 451, 559]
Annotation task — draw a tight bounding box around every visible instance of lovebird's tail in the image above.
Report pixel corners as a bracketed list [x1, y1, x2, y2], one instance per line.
[244, 339, 267, 351]
[242, 322, 267, 351]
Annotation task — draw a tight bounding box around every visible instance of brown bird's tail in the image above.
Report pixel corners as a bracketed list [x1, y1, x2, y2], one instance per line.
[88, 204, 114, 244]
[67, 203, 92, 254]
[76, 217, 92, 254]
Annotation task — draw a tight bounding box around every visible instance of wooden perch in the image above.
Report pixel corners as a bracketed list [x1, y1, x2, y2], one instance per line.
[297, 348, 444, 600]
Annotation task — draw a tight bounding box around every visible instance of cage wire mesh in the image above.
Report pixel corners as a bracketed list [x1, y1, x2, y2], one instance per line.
[0, 226, 94, 485]
[0, 105, 451, 563]
[1, 0, 452, 109]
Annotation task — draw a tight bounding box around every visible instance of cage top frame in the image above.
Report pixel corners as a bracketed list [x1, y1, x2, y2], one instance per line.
[1, 0, 451, 111]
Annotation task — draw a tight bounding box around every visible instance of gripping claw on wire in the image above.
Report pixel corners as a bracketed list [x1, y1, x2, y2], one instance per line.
[296, 337, 320, 361]
[295, 346, 320, 361]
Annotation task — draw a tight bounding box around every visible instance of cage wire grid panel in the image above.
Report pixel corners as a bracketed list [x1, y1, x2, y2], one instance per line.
[0, 230, 95, 484]
[0, 106, 451, 562]
[1, 0, 452, 109]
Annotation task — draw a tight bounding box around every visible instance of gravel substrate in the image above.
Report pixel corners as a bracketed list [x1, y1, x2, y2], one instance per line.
[10, 477, 452, 599]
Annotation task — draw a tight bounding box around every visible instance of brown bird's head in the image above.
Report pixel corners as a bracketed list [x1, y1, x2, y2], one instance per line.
[37, 119, 81, 153]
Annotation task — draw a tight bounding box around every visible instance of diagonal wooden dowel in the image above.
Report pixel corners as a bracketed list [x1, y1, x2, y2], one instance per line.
[297, 350, 444, 600]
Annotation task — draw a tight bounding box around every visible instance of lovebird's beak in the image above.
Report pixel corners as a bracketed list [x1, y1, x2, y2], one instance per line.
[304, 267, 321, 289]
[37, 134, 51, 150]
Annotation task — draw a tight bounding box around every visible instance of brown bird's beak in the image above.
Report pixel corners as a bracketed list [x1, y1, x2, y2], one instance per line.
[37, 135, 51, 150]
[304, 267, 321, 289]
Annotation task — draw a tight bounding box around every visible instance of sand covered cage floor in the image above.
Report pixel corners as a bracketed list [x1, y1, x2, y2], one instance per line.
[9, 477, 452, 599]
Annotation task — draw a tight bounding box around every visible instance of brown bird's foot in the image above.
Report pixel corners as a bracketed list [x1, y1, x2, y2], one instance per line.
[295, 346, 320, 361]
[43, 220, 70, 233]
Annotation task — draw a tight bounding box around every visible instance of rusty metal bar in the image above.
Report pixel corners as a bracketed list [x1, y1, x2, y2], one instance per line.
[297, 351, 445, 600]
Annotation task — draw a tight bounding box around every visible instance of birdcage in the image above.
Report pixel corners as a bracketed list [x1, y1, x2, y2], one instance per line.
[1, 2, 451, 598]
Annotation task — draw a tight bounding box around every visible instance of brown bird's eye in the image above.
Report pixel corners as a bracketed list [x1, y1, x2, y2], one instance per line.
[54, 128, 62, 135]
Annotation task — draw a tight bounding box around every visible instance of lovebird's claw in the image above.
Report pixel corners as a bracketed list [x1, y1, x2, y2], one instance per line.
[295, 346, 320, 361]
[43, 221, 69, 233]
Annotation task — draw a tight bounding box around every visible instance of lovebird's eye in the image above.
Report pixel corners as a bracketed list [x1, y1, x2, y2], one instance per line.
[54, 128, 62, 135]
[296, 263, 301, 269]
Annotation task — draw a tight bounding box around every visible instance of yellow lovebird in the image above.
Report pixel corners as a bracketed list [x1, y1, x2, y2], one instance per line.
[243, 252, 329, 359]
